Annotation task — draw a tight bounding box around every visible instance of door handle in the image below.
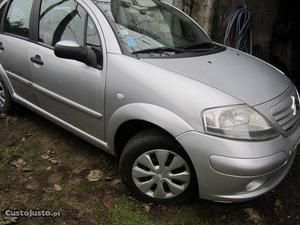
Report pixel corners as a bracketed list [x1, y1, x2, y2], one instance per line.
[31, 55, 44, 65]
[0, 42, 4, 51]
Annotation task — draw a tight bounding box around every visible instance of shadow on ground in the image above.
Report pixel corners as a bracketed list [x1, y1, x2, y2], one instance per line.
[0, 107, 299, 225]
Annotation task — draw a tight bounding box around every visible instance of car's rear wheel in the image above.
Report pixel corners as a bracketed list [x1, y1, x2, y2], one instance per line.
[0, 80, 12, 114]
[119, 129, 197, 204]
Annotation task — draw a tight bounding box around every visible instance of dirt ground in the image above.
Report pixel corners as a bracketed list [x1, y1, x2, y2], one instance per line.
[0, 107, 299, 225]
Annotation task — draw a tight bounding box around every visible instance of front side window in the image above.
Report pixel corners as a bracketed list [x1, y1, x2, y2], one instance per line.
[39, 0, 103, 67]
[4, 0, 34, 37]
[87, 17, 101, 47]
[39, 0, 87, 46]
[93, 0, 213, 57]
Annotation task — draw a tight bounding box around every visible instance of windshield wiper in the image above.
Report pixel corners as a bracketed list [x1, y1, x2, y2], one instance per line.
[131, 44, 223, 56]
[132, 47, 186, 55]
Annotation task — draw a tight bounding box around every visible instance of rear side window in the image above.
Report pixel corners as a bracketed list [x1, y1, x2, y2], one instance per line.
[4, 0, 34, 38]
[0, 0, 8, 24]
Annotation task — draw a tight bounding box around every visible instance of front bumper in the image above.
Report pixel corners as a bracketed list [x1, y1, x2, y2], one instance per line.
[176, 124, 300, 202]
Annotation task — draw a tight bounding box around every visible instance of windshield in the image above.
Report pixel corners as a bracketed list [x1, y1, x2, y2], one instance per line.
[92, 0, 213, 56]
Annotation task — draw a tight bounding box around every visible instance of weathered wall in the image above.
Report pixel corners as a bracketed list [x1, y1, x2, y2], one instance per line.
[173, 0, 215, 34]
[173, 0, 281, 60]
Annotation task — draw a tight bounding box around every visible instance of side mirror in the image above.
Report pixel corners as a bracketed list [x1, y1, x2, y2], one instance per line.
[54, 40, 97, 67]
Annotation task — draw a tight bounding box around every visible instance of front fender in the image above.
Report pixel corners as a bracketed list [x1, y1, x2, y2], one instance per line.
[106, 103, 194, 152]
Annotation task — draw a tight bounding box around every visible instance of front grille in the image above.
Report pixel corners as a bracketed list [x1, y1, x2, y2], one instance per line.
[271, 88, 300, 134]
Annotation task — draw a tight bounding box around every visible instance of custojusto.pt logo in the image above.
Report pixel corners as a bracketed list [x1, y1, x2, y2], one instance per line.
[4, 209, 61, 218]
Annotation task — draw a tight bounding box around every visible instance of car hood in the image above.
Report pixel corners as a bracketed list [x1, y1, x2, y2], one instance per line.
[141, 48, 290, 106]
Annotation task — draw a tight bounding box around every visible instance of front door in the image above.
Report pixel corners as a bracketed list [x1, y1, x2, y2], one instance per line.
[29, 0, 105, 140]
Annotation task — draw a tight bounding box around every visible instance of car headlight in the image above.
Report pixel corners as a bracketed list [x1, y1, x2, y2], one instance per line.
[203, 105, 279, 140]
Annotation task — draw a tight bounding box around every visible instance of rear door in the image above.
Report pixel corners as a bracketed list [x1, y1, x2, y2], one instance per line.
[0, 0, 38, 104]
[29, 0, 106, 140]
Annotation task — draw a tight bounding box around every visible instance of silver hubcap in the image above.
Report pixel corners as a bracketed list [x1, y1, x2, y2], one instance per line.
[0, 81, 5, 108]
[132, 149, 191, 199]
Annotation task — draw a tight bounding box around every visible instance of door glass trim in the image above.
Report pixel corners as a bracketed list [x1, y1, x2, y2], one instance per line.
[2, 32, 31, 41]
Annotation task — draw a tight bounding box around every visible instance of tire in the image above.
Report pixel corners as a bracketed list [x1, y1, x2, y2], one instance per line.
[0, 79, 12, 114]
[119, 129, 197, 204]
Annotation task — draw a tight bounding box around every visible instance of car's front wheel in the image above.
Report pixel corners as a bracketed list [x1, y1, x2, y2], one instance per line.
[119, 129, 197, 204]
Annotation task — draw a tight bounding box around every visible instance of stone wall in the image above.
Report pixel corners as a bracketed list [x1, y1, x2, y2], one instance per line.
[173, 0, 281, 61]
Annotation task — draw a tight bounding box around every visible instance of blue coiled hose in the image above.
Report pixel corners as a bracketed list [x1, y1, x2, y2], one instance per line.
[224, 7, 252, 54]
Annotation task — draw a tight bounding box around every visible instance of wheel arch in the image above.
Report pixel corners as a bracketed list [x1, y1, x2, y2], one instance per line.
[106, 103, 194, 157]
[0, 64, 15, 97]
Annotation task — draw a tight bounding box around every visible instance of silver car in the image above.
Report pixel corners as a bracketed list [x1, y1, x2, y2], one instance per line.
[0, 0, 299, 204]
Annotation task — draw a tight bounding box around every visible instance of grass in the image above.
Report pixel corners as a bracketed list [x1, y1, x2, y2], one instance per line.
[109, 195, 154, 225]
[0, 145, 22, 171]
[42, 192, 64, 209]
[80, 180, 102, 193]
